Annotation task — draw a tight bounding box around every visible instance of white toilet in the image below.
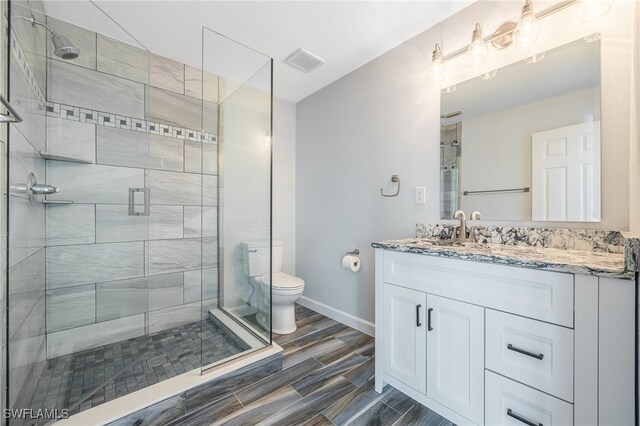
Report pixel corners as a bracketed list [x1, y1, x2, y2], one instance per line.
[242, 240, 304, 334]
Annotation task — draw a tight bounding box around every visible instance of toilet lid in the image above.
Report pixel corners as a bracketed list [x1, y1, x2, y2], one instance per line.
[260, 272, 304, 289]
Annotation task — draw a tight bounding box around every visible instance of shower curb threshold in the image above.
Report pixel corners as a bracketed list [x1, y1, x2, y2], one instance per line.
[209, 308, 266, 350]
[54, 344, 283, 426]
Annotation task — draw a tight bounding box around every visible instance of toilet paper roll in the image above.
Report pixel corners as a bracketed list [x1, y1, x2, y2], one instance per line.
[342, 255, 361, 272]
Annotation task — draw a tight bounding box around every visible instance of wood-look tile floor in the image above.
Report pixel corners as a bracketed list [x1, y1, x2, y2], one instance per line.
[158, 304, 455, 426]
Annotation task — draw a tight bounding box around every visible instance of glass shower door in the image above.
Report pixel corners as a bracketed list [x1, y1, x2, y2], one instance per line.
[5, 1, 158, 420]
[202, 27, 273, 362]
[4, 1, 273, 422]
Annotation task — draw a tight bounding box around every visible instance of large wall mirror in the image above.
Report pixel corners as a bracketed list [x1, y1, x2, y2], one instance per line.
[440, 37, 601, 222]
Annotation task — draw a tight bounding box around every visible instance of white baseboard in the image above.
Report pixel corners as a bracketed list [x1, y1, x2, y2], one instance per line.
[298, 296, 375, 336]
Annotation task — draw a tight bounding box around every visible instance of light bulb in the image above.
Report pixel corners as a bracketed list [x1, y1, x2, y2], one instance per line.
[431, 43, 445, 82]
[577, 0, 611, 22]
[467, 23, 488, 67]
[514, 0, 540, 48]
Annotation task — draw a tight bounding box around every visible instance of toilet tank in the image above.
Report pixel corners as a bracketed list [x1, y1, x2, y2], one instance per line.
[242, 240, 284, 277]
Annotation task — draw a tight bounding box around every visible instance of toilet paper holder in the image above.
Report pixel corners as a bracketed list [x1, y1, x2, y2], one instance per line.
[346, 249, 360, 256]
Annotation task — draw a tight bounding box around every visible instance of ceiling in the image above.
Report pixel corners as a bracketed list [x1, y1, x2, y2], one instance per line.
[42, 1, 474, 102]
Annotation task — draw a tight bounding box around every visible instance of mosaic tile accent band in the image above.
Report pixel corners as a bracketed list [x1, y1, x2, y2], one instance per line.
[46, 101, 217, 144]
[416, 224, 625, 253]
[10, 28, 47, 107]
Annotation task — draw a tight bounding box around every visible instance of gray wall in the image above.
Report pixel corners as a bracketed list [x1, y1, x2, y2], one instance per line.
[296, 0, 637, 326]
[41, 17, 219, 358]
[273, 97, 296, 276]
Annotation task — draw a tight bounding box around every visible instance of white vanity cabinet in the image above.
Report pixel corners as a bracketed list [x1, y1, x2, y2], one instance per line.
[382, 284, 427, 393]
[426, 295, 484, 424]
[374, 249, 636, 426]
[382, 286, 484, 423]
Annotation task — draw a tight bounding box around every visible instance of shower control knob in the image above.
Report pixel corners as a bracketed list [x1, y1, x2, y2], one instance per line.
[31, 184, 60, 195]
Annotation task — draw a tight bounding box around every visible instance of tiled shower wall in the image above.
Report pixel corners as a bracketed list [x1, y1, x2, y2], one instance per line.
[41, 16, 220, 358]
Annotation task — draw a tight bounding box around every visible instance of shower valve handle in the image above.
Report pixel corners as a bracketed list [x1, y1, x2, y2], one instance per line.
[31, 184, 60, 195]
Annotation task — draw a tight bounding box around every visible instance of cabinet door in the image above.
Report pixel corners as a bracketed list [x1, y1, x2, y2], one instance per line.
[383, 283, 427, 393]
[426, 295, 484, 424]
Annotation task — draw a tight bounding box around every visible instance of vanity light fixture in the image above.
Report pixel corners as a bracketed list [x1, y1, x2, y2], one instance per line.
[442, 85, 457, 94]
[431, 43, 445, 82]
[491, 21, 517, 50]
[435, 0, 611, 84]
[480, 69, 498, 80]
[577, 0, 611, 22]
[513, 0, 540, 48]
[524, 52, 545, 63]
[583, 32, 602, 42]
[467, 23, 488, 67]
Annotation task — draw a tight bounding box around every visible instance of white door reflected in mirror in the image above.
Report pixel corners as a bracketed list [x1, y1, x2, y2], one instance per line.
[531, 121, 601, 222]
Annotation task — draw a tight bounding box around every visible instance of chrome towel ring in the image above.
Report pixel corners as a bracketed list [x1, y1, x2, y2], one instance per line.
[380, 175, 400, 197]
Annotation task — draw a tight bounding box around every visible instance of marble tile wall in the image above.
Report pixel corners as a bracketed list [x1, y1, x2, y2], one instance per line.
[96, 33, 149, 83]
[41, 16, 221, 358]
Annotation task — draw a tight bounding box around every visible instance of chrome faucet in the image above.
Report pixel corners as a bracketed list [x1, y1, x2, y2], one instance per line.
[469, 211, 481, 243]
[453, 210, 482, 242]
[453, 210, 466, 241]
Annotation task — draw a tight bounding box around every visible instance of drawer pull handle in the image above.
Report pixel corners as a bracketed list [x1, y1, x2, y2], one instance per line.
[416, 304, 422, 327]
[507, 408, 543, 426]
[427, 308, 433, 331]
[507, 344, 544, 360]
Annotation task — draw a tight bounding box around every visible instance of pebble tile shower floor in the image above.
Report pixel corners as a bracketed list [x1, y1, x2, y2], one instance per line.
[30, 318, 249, 417]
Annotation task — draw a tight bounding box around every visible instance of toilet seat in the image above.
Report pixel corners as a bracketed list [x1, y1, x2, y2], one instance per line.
[259, 272, 304, 291]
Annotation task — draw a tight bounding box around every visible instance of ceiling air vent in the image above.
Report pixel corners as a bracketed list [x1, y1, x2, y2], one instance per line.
[285, 48, 325, 73]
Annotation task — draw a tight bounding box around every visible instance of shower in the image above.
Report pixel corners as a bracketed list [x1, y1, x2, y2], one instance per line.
[19, 15, 80, 59]
[4, 2, 273, 422]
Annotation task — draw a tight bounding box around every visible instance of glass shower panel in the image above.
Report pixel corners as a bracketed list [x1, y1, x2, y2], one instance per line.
[6, 1, 48, 420]
[6, 0, 156, 420]
[5, 2, 272, 422]
[202, 27, 273, 357]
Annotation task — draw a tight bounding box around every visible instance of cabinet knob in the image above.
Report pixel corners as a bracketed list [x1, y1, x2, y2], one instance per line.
[416, 304, 422, 327]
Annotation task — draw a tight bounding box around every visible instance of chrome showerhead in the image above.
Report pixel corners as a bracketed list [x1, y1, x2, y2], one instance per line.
[51, 34, 80, 60]
[19, 16, 80, 60]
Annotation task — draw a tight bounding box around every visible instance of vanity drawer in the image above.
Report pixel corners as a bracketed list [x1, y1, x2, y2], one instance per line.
[383, 251, 574, 327]
[486, 310, 574, 402]
[486, 371, 573, 426]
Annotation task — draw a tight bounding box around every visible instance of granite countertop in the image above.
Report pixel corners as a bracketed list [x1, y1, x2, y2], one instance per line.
[372, 238, 635, 280]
